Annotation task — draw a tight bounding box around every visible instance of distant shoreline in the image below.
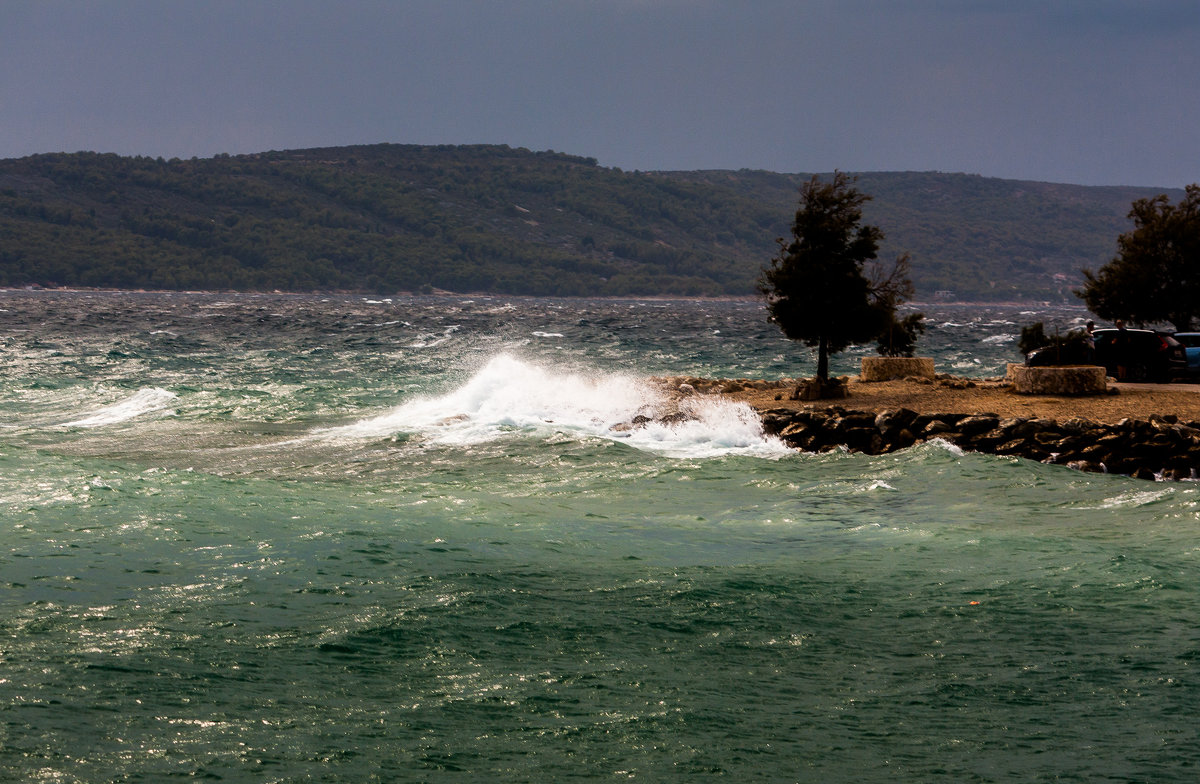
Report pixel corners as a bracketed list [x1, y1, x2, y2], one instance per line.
[0, 286, 1080, 309]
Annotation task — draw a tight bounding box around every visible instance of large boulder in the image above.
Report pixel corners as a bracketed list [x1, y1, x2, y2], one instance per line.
[791, 377, 850, 400]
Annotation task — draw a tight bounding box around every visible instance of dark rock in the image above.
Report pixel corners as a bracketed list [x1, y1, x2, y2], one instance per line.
[967, 429, 1008, 451]
[1033, 430, 1066, 446]
[752, 402, 1197, 481]
[922, 420, 954, 436]
[833, 412, 878, 432]
[875, 408, 919, 432]
[1059, 417, 1102, 435]
[884, 428, 917, 451]
[1075, 443, 1109, 461]
[841, 427, 883, 454]
[957, 414, 1000, 435]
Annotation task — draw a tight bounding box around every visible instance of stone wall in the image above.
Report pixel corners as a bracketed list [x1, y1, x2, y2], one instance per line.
[759, 405, 1200, 481]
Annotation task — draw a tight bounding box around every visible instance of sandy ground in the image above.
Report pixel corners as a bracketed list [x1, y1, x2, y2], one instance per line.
[723, 378, 1200, 425]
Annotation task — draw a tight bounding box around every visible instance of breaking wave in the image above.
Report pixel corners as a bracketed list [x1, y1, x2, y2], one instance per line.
[316, 354, 788, 458]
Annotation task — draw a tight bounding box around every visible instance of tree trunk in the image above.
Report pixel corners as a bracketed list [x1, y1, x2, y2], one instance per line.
[816, 335, 829, 383]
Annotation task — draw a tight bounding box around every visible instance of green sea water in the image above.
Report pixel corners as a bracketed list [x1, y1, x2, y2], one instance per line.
[3, 292, 1200, 782]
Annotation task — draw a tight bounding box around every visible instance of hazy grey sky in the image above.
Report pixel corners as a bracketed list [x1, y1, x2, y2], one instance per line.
[2, 0, 1197, 187]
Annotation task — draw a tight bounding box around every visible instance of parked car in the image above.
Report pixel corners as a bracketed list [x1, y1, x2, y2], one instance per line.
[1171, 332, 1200, 375]
[1025, 327, 1186, 382]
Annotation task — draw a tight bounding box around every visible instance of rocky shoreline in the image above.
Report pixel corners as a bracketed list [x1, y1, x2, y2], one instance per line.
[757, 404, 1200, 481]
[652, 375, 1200, 482]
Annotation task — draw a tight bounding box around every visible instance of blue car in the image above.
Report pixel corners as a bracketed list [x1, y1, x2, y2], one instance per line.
[1172, 332, 1200, 374]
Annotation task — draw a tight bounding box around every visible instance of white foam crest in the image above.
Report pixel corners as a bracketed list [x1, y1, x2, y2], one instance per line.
[1081, 487, 1176, 510]
[62, 388, 178, 428]
[619, 397, 791, 459]
[923, 437, 965, 456]
[318, 354, 787, 458]
[407, 324, 461, 348]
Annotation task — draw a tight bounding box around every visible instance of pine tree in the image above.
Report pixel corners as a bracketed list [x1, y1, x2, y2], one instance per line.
[758, 172, 890, 383]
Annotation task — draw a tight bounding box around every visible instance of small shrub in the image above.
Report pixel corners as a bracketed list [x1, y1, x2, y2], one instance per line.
[1019, 321, 1089, 362]
[876, 311, 926, 357]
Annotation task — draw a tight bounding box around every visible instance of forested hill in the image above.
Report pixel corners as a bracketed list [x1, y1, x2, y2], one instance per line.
[0, 143, 1181, 301]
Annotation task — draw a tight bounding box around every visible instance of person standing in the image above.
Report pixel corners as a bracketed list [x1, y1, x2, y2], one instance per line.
[1114, 319, 1130, 380]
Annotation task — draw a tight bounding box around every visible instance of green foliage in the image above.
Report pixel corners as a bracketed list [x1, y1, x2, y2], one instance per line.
[1019, 321, 1088, 360]
[0, 144, 1186, 300]
[759, 173, 889, 381]
[867, 252, 924, 357]
[1078, 184, 1200, 331]
[0, 146, 757, 296]
[672, 169, 1183, 303]
[1019, 322, 1052, 355]
[876, 312, 926, 357]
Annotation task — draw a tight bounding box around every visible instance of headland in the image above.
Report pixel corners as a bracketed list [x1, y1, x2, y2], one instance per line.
[663, 375, 1200, 481]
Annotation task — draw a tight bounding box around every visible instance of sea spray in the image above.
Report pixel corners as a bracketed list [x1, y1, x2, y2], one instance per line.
[316, 353, 787, 457]
[618, 394, 791, 458]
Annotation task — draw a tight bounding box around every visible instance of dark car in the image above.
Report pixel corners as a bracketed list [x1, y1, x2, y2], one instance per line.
[1025, 328, 1186, 382]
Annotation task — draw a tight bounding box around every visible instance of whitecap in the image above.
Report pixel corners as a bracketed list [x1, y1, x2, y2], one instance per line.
[980, 334, 1014, 344]
[923, 438, 965, 456]
[854, 480, 897, 492]
[408, 325, 461, 348]
[314, 353, 789, 459]
[1081, 488, 1176, 510]
[62, 388, 178, 428]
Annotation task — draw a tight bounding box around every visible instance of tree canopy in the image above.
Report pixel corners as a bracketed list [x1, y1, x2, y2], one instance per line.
[1079, 184, 1200, 331]
[758, 172, 893, 382]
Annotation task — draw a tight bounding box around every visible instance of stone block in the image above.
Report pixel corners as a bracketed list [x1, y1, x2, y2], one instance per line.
[1008, 365, 1108, 396]
[860, 356, 935, 382]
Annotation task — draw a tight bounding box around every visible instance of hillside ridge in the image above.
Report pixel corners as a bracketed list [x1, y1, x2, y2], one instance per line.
[0, 143, 1181, 300]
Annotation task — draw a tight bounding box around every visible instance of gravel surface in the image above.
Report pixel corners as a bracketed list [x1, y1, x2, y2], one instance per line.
[725, 378, 1200, 425]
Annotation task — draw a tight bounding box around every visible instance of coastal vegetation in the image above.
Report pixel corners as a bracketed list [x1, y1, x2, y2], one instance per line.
[1079, 184, 1200, 330]
[758, 172, 909, 385]
[0, 143, 1183, 300]
[1018, 321, 1089, 357]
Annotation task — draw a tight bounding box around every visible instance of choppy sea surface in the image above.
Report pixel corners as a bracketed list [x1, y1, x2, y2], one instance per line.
[3, 291, 1199, 782]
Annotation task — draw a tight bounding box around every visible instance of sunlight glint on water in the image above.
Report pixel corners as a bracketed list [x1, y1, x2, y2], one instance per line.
[2, 292, 1199, 782]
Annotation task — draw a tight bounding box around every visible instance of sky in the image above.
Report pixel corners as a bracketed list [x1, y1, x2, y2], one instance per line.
[2, 0, 1197, 188]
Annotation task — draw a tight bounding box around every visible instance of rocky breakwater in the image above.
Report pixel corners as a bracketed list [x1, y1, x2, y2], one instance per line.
[758, 405, 1200, 481]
